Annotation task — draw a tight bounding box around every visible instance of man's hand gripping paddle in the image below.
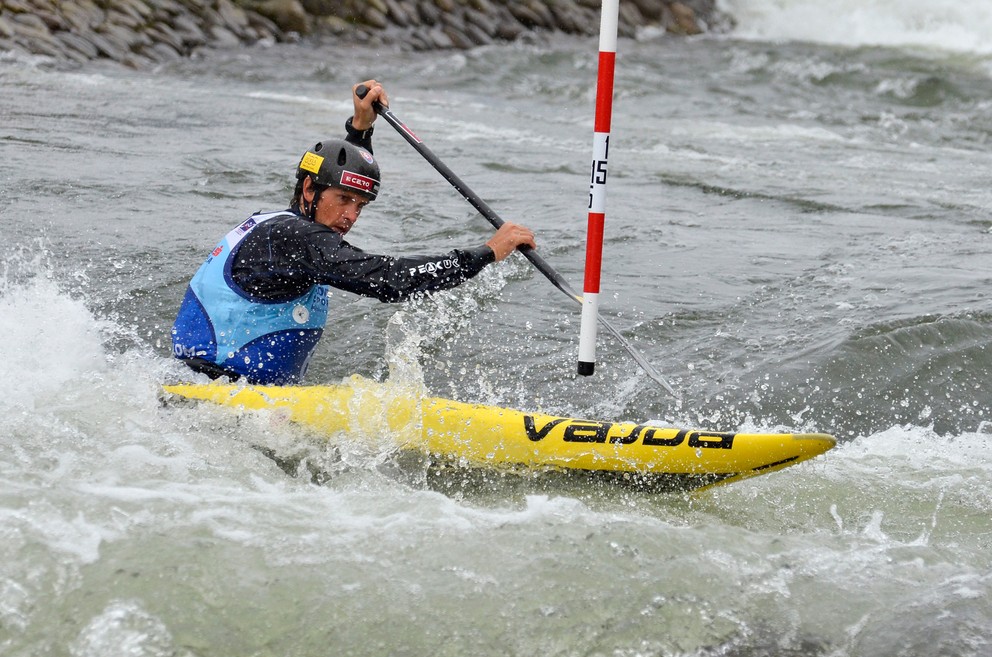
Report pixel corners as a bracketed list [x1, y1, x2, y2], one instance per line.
[355, 85, 677, 398]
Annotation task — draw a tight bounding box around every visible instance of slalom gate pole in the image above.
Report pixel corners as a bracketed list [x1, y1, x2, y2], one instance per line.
[578, 0, 620, 377]
[355, 84, 677, 398]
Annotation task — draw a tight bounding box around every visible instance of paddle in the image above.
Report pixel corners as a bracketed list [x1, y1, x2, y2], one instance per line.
[356, 85, 677, 398]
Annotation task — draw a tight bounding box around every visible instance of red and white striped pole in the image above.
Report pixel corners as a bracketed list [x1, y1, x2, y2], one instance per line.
[578, 0, 619, 377]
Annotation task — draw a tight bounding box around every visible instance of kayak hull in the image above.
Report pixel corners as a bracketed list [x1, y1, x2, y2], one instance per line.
[162, 376, 835, 492]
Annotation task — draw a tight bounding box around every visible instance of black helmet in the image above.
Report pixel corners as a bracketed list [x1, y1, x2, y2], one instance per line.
[296, 139, 380, 201]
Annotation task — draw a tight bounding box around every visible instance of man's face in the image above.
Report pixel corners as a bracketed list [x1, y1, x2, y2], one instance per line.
[310, 184, 371, 235]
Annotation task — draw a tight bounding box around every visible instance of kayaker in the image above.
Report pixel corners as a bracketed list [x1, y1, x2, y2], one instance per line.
[171, 80, 536, 385]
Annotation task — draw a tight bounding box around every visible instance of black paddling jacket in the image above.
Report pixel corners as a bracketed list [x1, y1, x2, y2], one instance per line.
[232, 212, 495, 302]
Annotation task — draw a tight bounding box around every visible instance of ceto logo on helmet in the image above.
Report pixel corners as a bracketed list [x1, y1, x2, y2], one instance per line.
[340, 170, 376, 195]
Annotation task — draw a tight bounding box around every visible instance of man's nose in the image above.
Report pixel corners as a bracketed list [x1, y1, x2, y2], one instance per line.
[344, 202, 363, 219]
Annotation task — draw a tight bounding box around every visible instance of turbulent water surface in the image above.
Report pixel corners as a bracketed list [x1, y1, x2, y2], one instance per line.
[2, 2, 991, 655]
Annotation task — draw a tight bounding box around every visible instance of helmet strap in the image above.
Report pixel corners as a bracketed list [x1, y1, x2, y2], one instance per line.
[301, 176, 323, 221]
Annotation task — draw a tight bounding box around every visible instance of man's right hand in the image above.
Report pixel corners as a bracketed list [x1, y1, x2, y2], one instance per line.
[486, 222, 536, 261]
[352, 79, 388, 131]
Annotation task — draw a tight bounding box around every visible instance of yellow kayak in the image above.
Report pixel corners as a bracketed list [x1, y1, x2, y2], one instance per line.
[162, 376, 835, 492]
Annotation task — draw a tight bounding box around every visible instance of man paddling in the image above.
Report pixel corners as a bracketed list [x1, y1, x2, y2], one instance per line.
[171, 80, 536, 385]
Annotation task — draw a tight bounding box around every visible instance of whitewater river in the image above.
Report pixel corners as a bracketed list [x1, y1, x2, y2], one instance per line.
[2, 1, 991, 655]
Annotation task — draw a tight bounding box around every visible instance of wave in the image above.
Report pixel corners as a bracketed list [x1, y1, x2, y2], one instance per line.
[717, 0, 992, 55]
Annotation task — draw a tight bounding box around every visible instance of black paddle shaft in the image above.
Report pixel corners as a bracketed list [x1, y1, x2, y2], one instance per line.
[354, 85, 677, 397]
[355, 85, 576, 299]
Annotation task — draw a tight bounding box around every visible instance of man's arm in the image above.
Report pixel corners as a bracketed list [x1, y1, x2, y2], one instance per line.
[305, 221, 535, 301]
[306, 230, 496, 302]
[344, 116, 373, 152]
[233, 218, 495, 303]
[344, 79, 387, 153]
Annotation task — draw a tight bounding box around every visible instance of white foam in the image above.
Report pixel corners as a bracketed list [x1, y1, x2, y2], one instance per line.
[71, 600, 175, 657]
[0, 274, 108, 411]
[1, 504, 116, 565]
[719, 0, 992, 55]
[245, 90, 349, 113]
[667, 119, 846, 144]
[835, 424, 992, 471]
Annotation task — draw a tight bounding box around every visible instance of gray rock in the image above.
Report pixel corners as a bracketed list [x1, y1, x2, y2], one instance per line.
[106, 8, 142, 30]
[667, 2, 702, 35]
[632, 0, 665, 21]
[426, 26, 454, 48]
[0, 16, 15, 39]
[524, 0, 556, 27]
[86, 30, 127, 59]
[507, 4, 545, 29]
[444, 25, 475, 49]
[12, 27, 65, 59]
[0, 0, 723, 66]
[142, 40, 183, 62]
[146, 0, 186, 14]
[56, 30, 100, 59]
[548, 0, 587, 34]
[146, 23, 186, 52]
[298, 0, 338, 16]
[172, 13, 209, 45]
[465, 8, 496, 37]
[68, 1, 107, 30]
[101, 22, 146, 49]
[245, 11, 282, 39]
[493, 7, 525, 40]
[121, 50, 154, 69]
[362, 6, 388, 29]
[120, 0, 154, 20]
[417, 1, 441, 26]
[407, 28, 432, 50]
[94, 24, 132, 53]
[0, 37, 22, 54]
[365, 0, 389, 15]
[108, 2, 147, 31]
[9, 12, 51, 33]
[3, 0, 33, 13]
[251, 0, 310, 34]
[35, 9, 68, 31]
[618, 2, 642, 37]
[208, 24, 243, 49]
[467, 0, 493, 13]
[217, 0, 251, 35]
[463, 21, 492, 45]
[440, 9, 466, 31]
[383, 0, 415, 28]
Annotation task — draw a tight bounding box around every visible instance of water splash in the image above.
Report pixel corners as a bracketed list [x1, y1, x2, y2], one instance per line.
[0, 252, 109, 411]
[719, 0, 992, 56]
[70, 600, 178, 657]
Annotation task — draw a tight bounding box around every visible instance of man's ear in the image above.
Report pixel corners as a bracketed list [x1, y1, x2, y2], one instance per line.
[302, 176, 315, 203]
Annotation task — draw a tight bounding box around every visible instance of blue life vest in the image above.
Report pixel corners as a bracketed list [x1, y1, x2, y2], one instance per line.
[171, 211, 330, 384]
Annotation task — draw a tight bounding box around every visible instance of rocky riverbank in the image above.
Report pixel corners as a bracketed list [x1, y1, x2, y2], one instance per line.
[0, 0, 728, 67]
